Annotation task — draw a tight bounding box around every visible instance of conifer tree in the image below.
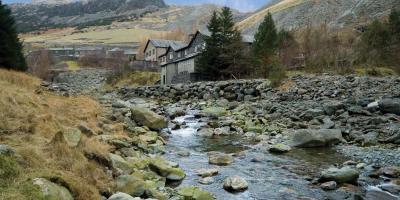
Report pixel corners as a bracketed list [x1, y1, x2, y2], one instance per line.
[196, 11, 221, 80]
[252, 12, 280, 78]
[218, 7, 247, 79]
[0, 0, 27, 71]
[253, 12, 278, 59]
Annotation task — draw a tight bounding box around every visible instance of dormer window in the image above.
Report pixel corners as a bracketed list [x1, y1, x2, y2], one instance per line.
[169, 53, 173, 59]
[178, 52, 181, 58]
[185, 49, 188, 55]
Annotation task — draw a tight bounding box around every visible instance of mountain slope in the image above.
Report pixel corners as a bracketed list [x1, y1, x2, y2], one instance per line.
[10, 0, 167, 32]
[238, 0, 400, 35]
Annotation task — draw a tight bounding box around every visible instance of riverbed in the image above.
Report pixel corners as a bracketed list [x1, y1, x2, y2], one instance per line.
[164, 110, 352, 200]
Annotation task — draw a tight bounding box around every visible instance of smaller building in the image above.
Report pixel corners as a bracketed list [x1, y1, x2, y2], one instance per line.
[48, 47, 75, 58]
[143, 39, 186, 62]
[75, 46, 105, 57]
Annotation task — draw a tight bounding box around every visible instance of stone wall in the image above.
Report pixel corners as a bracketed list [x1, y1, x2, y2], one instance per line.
[120, 79, 273, 101]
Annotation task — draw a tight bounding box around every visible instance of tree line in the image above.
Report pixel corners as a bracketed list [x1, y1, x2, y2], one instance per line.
[196, 7, 400, 85]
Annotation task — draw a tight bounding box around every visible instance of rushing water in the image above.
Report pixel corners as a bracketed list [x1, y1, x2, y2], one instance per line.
[164, 111, 350, 200]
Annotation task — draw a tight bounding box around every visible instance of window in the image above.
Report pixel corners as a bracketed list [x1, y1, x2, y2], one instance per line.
[194, 46, 198, 52]
[178, 52, 181, 58]
[185, 49, 188, 55]
[152, 49, 155, 55]
[169, 53, 173, 59]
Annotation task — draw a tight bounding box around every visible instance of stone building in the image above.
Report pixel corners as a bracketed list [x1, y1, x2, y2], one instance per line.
[159, 31, 254, 86]
[143, 39, 186, 62]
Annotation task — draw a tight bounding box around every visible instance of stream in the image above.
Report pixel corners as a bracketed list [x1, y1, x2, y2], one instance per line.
[164, 110, 351, 200]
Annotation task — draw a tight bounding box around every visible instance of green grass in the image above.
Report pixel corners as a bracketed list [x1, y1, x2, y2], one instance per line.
[0, 155, 47, 200]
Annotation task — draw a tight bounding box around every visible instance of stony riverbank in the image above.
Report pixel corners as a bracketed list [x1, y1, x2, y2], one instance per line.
[42, 70, 400, 199]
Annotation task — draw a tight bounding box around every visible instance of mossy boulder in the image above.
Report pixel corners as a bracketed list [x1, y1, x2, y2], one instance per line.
[33, 178, 73, 200]
[109, 153, 134, 174]
[115, 175, 146, 197]
[269, 143, 291, 153]
[130, 106, 167, 130]
[178, 186, 215, 200]
[138, 131, 158, 144]
[203, 107, 227, 119]
[149, 157, 186, 181]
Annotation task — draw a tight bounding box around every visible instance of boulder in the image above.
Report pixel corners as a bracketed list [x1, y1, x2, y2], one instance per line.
[166, 107, 185, 118]
[196, 168, 219, 178]
[379, 99, 400, 115]
[197, 128, 214, 137]
[199, 177, 215, 185]
[378, 166, 400, 178]
[366, 186, 399, 200]
[149, 157, 185, 182]
[223, 176, 248, 192]
[78, 122, 95, 136]
[115, 175, 146, 197]
[52, 128, 82, 148]
[321, 181, 337, 190]
[203, 107, 227, 119]
[292, 129, 344, 148]
[33, 178, 73, 200]
[130, 106, 167, 130]
[178, 186, 215, 200]
[208, 153, 234, 166]
[0, 144, 16, 157]
[108, 192, 136, 200]
[269, 143, 291, 153]
[109, 153, 133, 174]
[323, 101, 344, 115]
[320, 166, 359, 184]
[301, 109, 325, 120]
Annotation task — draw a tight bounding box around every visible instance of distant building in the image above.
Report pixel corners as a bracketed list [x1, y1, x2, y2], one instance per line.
[75, 46, 105, 57]
[143, 39, 186, 62]
[47, 47, 75, 58]
[158, 30, 254, 85]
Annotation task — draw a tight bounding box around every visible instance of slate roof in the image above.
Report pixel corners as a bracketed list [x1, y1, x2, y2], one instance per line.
[144, 39, 186, 52]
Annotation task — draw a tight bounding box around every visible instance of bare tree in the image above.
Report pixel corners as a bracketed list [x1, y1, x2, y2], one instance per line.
[26, 50, 53, 80]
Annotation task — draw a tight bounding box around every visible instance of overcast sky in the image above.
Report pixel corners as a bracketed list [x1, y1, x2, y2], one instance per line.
[3, 0, 269, 12]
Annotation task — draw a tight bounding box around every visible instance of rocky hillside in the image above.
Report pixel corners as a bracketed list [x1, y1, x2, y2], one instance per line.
[105, 4, 246, 32]
[10, 0, 167, 32]
[238, 0, 400, 35]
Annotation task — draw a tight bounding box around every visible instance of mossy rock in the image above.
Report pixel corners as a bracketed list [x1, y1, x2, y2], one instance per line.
[149, 157, 186, 181]
[33, 178, 73, 200]
[116, 175, 146, 197]
[203, 107, 227, 118]
[130, 106, 167, 130]
[178, 186, 215, 200]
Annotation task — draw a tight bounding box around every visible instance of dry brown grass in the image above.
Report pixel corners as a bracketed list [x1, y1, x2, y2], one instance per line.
[236, 0, 307, 31]
[0, 69, 114, 200]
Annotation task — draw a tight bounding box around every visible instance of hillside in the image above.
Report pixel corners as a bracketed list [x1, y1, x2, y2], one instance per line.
[10, 0, 167, 32]
[20, 4, 246, 47]
[238, 0, 400, 35]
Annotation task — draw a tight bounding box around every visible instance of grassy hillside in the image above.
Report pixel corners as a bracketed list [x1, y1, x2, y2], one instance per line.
[22, 27, 167, 46]
[0, 69, 113, 200]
